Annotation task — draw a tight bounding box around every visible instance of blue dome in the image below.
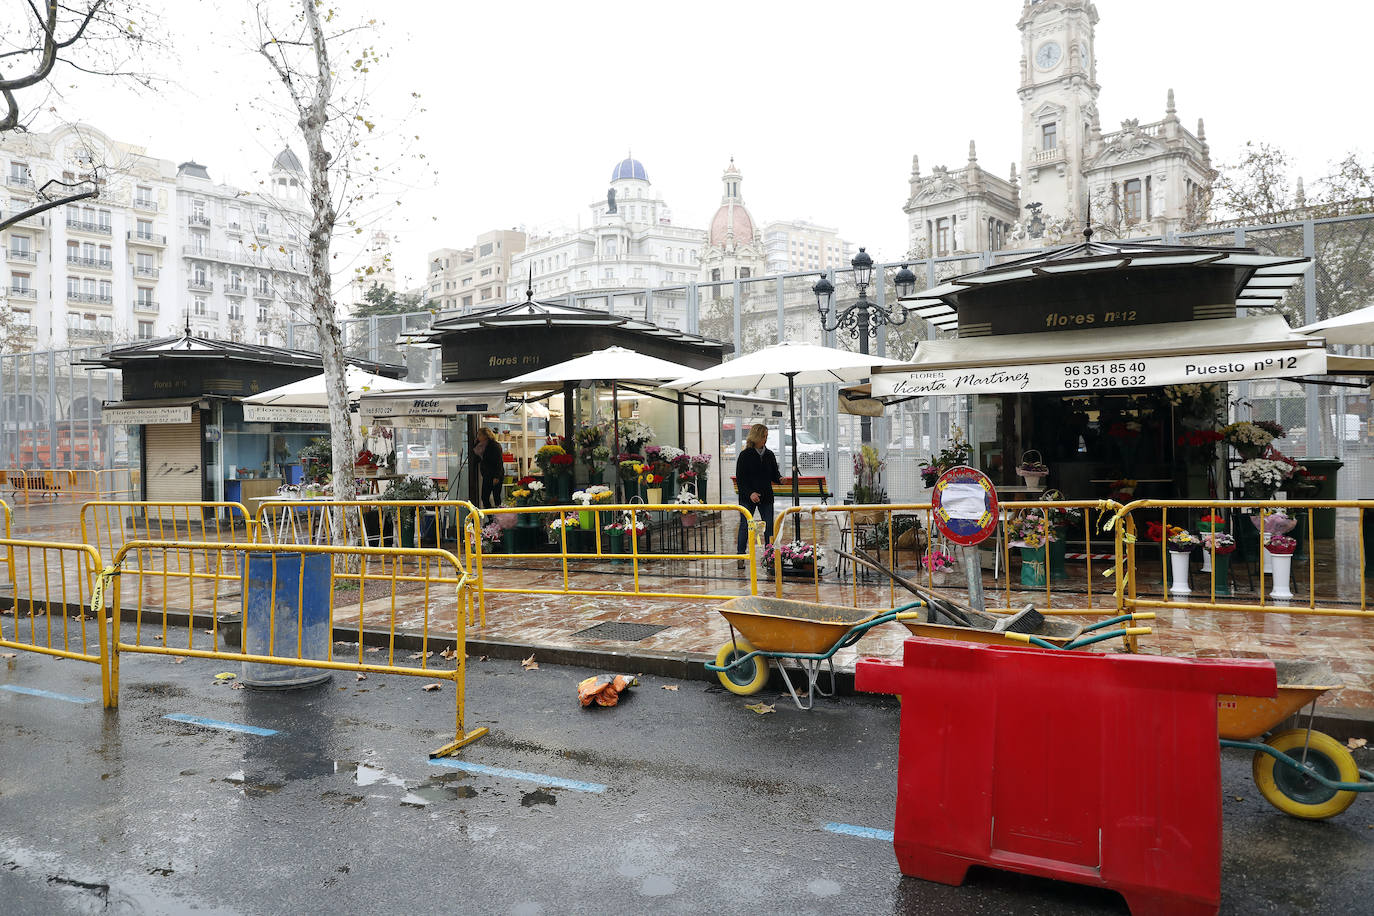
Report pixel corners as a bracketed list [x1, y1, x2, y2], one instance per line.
[610, 157, 648, 182]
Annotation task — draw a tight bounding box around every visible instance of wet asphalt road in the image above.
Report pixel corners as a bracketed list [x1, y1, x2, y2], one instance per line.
[1, 641, 1371, 915]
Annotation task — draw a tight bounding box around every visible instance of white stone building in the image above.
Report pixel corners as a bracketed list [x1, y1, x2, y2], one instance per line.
[904, 0, 1214, 256]
[509, 157, 705, 329]
[761, 219, 853, 274]
[2, 123, 311, 350]
[699, 159, 767, 285]
[424, 228, 526, 312]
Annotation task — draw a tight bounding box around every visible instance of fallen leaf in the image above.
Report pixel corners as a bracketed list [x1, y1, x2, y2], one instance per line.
[356, 673, 367, 681]
[478, 655, 488, 662]
[408, 651, 433, 660]
[521, 654, 538, 671]
[172, 657, 185, 665]
[230, 682, 244, 690]
[661, 684, 679, 691]
[440, 647, 457, 660]
[745, 702, 775, 715]
[214, 672, 236, 680]
[422, 682, 441, 692]
[1349, 737, 1368, 749]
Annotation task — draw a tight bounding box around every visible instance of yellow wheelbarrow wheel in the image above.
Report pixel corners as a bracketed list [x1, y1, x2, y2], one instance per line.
[1252, 728, 1360, 820]
[714, 639, 769, 696]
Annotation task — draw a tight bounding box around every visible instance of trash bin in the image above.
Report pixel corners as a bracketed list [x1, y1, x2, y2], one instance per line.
[1294, 457, 1342, 538]
[241, 552, 332, 688]
[856, 638, 1275, 915]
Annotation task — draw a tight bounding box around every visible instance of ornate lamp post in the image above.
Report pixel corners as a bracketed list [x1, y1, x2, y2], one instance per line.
[813, 248, 915, 443]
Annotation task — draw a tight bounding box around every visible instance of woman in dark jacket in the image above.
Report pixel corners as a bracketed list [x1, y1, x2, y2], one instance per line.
[473, 427, 505, 508]
[735, 423, 782, 566]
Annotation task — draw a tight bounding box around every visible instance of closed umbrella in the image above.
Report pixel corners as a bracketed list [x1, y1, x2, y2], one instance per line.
[668, 342, 901, 539]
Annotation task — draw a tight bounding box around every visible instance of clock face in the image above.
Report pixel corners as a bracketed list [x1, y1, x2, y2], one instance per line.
[1035, 41, 1062, 70]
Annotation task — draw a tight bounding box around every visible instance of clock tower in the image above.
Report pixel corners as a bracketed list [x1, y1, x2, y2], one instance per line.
[1017, 0, 1100, 225]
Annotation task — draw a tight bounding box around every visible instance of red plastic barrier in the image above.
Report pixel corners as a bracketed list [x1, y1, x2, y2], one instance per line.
[856, 638, 1276, 915]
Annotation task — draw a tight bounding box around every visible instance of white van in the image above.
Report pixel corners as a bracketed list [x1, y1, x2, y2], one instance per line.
[722, 423, 828, 468]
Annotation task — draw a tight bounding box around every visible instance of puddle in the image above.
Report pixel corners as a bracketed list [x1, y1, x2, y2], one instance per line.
[223, 770, 284, 797]
[400, 785, 477, 807]
[520, 789, 557, 807]
[347, 762, 407, 789]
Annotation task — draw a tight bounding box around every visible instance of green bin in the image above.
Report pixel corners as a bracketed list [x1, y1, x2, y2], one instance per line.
[1295, 457, 1342, 539]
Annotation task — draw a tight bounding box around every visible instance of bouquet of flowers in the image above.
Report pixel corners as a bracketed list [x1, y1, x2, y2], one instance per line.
[1222, 421, 1276, 455]
[673, 487, 702, 505]
[550, 453, 575, 475]
[689, 454, 712, 479]
[1109, 478, 1138, 502]
[1201, 532, 1236, 554]
[657, 445, 687, 471]
[1008, 513, 1051, 548]
[548, 513, 580, 532]
[618, 417, 654, 453]
[572, 485, 614, 506]
[1167, 530, 1201, 552]
[1146, 521, 1186, 543]
[1038, 490, 1082, 528]
[618, 459, 643, 483]
[1175, 429, 1224, 462]
[921, 426, 971, 484]
[534, 443, 568, 476]
[1236, 457, 1293, 498]
[853, 445, 887, 503]
[480, 521, 504, 549]
[762, 540, 824, 566]
[1251, 509, 1296, 537]
[1254, 420, 1287, 440]
[1265, 533, 1297, 555]
[639, 468, 664, 488]
[355, 448, 380, 468]
[921, 549, 955, 573]
[1197, 513, 1227, 533]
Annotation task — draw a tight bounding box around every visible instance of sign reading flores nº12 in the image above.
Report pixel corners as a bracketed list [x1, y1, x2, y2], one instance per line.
[872, 347, 1327, 398]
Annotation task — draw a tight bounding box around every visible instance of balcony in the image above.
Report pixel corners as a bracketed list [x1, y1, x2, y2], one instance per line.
[133, 197, 158, 212]
[132, 265, 160, 279]
[226, 222, 243, 235]
[7, 285, 37, 300]
[133, 300, 160, 314]
[128, 230, 166, 247]
[253, 287, 273, 300]
[66, 219, 112, 236]
[66, 256, 113, 271]
[7, 174, 35, 190]
[1031, 146, 1065, 167]
[225, 283, 247, 297]
[188, 214, 211, 227]
[6, 248, 37, 263]
[184, 309, 219, 321]
[188, 279, 212, 293]
[67, 291, 113, 306]
[67, 326, 113, 342]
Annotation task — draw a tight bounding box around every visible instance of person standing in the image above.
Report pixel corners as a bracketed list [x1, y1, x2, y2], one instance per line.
[734, 423, 781, 568]
[473, 427, 505, 509]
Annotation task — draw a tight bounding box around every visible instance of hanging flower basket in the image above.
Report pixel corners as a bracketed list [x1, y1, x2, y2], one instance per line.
[1015, 450, 1048, 488]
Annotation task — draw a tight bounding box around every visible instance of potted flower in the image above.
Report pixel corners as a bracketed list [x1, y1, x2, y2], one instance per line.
[1265, 533, 1298, 599]
[571, 484, 613, 530]
[1236, 456, 1292, 500]
[1222, 421, 1276, 460]
[640, 467, 665, 504]
[763, 539, 823, 576]
[1166, 529, 1199, 596]
[382, 475, 436, 547]
[548, 512, 585, 551]
[1039, 491, 1080, 582]
[921, 549, 956, 587]
[920, 426, 972, 487]
[849, 445, 888, 523]
[299, 437, 332, 485]
[618, 417, 654, 455]
[673, 485, 702, 527]
[617, 459, 643, 500]
[1015, 450, 1049, 490]
[1008, 512, 1050, 587]
[655, 445, 686, 498]
[480, 520, 503, 554]
[1201, 532, 1236, 596]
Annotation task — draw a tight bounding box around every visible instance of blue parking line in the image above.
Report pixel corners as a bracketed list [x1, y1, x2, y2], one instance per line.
[429, 758, 607, 794]
[0, 684, 95, 704]
[824, 822, 894, 842]
[163, 713, 278, 737]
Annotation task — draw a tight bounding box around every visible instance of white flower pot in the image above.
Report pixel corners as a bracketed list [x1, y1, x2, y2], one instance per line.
[1268, 551, 1294, 600]
[1168, 550, 1192, 596]
[1200, 550, 1212, 573]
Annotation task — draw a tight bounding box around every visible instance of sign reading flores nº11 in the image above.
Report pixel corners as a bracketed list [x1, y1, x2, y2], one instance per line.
[872, 347, 1327, 398]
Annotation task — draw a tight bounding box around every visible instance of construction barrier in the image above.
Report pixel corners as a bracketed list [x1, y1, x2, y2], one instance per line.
[102, 540, 487, 757]
[773, 501, 1125, 617]
[81, 500, 257, 566]
[470, 503, 759, 614]
[254, 499, 480, 626]
[0, 537, 108, 705]
[1111, 498, 1374, 618]
[0, 467, 141, 504]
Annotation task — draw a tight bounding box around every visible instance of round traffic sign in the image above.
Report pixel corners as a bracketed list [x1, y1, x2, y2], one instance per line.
[931, 465, 999, 546]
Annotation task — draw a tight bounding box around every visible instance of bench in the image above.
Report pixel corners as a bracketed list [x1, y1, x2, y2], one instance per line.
[10, 473, 62, 499]
[731, 475, 831, 503]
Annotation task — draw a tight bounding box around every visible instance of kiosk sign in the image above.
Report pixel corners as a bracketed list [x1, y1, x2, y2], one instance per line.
[932, 465, 999, 546]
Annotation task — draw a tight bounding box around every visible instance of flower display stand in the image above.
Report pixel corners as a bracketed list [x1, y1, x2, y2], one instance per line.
[1168, 550, 1192, 596]
[1268, 551, 1295, 600]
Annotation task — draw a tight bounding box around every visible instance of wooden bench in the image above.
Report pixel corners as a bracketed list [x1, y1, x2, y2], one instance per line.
[731, 475, 831, 503]
[10, 472, 62, 498]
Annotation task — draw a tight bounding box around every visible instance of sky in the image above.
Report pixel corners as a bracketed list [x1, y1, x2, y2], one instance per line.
[23, 0, 1374, 291]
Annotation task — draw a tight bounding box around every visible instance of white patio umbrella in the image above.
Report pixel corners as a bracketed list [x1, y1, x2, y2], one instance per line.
[668, 342, 902, 537]
[1296, 304, 1374, 345]
[504, 346, 699, 482]
[243, 365, 419, 408]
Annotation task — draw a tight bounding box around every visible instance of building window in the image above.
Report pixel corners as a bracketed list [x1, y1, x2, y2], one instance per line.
[1042, 122, 1057, 150]
[740, 268, 751, 279]
[136, 287, 154, 306]
[137, 320, 154, 339]
[479, 288, 492, 300]
[479, 267, 492, 278]
[194, 296, 207, 316]
[1123, 178, 1142, 223]
[11, 271, 31, 292]
[257, 306, 268, 321]
[136, 219, 153, 239]
[462, 295, 472, 308]
[935, 218, 950, 257]
[710, 268, 721, 282]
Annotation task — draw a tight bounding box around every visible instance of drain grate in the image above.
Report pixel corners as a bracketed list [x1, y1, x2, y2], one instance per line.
[571, 621, 670, 642]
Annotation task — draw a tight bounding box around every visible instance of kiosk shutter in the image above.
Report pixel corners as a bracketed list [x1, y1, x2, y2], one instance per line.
[145, 416, 203, 502]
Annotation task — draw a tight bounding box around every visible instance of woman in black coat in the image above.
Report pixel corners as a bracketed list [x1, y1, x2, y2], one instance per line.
[473, 427, 505, 509]
[734, 423, 781, 566]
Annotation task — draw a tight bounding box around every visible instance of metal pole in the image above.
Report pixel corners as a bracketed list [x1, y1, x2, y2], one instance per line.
[858, 308, 872, 445]
[788, 374, 801, 542]
[47, 349, 57, 467]
[1302, 219, 1322, 454]
[963, 545, 985, 612]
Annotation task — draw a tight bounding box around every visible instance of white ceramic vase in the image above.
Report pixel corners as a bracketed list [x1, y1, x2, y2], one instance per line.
[1168, 550, 1192, 596]
[1268, 551, 1294, 599]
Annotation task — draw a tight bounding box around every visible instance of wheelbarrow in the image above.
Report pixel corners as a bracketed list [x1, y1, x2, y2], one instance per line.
[1218, 659, 1374, 819]
[706, 596, 924, 710]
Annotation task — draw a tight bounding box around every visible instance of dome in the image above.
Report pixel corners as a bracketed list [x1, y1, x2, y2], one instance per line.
[273, 147, 303, 173]
[610, 157, 648, 182]
[709, 203, 755, 248]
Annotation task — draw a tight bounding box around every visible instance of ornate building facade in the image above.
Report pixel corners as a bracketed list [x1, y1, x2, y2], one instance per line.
[904, 0, 1214, 257]
[698, 158, 767, 285]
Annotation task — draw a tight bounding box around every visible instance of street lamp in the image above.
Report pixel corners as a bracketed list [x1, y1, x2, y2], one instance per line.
[813, 247, 910, 444]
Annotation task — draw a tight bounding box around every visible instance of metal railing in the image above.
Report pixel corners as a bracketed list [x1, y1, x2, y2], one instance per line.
[66, 291, 113, 305]
[127, 230, 166, 245]
[6, 285, 36, 299]
[66, 220, 111, 235]
[132, 265, 159, 278]
[66, 256, 112, 270]
[6, 248, 37, 262]
[80, 500, 255, 569]
[132, 300, 159, 313]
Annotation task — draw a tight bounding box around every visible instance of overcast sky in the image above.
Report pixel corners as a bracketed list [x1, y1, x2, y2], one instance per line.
[29, 0, 1373, 291]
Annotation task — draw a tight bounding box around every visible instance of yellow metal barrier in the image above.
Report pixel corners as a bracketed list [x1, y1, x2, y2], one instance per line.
[254, 499, 480, 626]
[1112, 498, 1374, 618]
[102, 540, 487, 757]
[81, 500, 257, 565]
[470, 503, 760, 612]
[0, 538, 109, 705]
[773, 500, 1126, 617]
